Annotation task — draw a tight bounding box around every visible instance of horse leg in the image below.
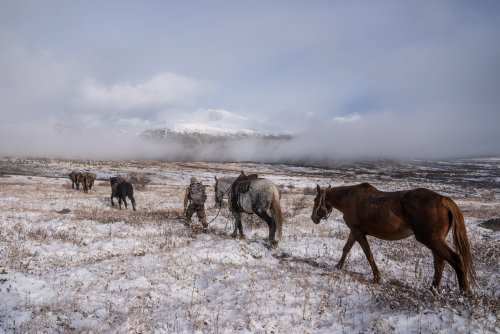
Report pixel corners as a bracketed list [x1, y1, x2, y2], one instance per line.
[111, 195, 115, 207]
[255, 209, 277, 248]
[232, 219, 244, 239]
[123, 197, 128, 209]
[237, 218, 244, 239]
[352, 229, 381, 283]
[419, 238, 468, 292]
[231, 211, 245, 239]
[431, 250, 446, 292]
[130, 195, 136, 211]
[336, 232, 356, 269]
[118, 197, 123, 210]
[231, 211, 240, 238]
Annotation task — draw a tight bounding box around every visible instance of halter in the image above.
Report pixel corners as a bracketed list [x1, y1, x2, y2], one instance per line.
[315, 187, 333, 220]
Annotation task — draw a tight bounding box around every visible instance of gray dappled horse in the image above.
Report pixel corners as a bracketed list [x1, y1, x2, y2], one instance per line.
[214, 176, 283, 248]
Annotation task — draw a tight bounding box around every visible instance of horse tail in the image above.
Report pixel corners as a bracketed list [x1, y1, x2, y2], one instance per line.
[271, 186, 283, 239]
[443, 197, 477, 288]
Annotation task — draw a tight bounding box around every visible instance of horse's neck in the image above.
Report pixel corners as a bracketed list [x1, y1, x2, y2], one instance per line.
[220, 177, 236, 195]
[326, 186, 351, 212]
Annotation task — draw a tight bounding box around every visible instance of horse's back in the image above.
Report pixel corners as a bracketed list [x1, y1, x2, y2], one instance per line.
[249, 178, 279, 196]
[400, 188, 447, 214]
[345, 184, 451, 240]
[237, 178, 279, 212]
[355, 186, 448, 221]
[400, 188, 453, 229]
[118, 181, 133, 194]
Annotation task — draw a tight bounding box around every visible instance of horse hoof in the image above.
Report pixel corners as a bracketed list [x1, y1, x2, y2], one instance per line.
[231, 233, 237, 238]
[372, 276, 381, 284]
[239, 235, 245, 240]
[270, 241, 279, 249]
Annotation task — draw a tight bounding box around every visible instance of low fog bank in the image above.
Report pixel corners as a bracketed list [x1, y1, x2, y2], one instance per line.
[1, 121, 499, 163]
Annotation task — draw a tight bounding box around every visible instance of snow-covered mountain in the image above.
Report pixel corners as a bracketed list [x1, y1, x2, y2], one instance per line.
[139, 123, 292, 146]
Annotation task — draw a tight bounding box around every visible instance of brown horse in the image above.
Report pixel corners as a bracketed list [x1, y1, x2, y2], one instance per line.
[311, 183, 476, 293]
[82, 172, 96, 193]
[69, 171, 83, 190]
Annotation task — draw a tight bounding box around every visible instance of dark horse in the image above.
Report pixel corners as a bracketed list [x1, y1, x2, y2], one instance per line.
[311, 183, 476, 293]
[110, 177, 136, 211]
[214, 176, 283, 248]
[69, 171, 83, 190]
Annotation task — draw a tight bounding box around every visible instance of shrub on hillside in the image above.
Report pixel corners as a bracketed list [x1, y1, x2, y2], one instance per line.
[127, 172, 152, 189]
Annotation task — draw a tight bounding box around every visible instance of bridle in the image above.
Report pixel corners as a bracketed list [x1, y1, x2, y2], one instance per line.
[315, 187, 333, 220]
[214, 181, 232, 208]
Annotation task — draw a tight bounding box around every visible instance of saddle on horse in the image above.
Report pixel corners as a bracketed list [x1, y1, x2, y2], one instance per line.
[231, 173, 258, 211]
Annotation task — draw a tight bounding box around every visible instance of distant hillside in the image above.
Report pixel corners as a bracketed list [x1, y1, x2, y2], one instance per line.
[139, 127, 293, 146]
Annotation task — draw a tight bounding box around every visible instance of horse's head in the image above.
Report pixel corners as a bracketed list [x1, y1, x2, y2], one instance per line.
[213, 176, 224, 206]
[311, 184, 332, 224]
[110, 176, 120, 189]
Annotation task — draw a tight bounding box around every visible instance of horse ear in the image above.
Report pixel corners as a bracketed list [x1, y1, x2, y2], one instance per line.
[328, 184, 331, 189]
[316, 184, 321, 192]
[214, 175, 218, 181]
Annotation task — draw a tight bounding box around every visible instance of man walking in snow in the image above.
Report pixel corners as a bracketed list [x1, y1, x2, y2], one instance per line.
[183, 177, 208, 231]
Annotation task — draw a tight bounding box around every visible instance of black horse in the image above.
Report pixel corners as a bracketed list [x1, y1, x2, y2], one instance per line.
[110, 177, 136, 211]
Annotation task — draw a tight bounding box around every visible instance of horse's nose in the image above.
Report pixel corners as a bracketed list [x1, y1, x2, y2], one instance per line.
[311, 215, 320, 224]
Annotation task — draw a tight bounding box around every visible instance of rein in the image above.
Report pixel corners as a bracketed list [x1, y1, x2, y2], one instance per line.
[206, 184, 231, 226]
[206, 204, 222, 226]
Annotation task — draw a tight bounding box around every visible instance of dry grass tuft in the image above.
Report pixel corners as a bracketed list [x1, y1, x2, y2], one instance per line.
[127, 171, 153, 189]
[74, 207, 183, 225]
[288, 195, 311, 218]
[370, 279, 500, 320]
[478, 218, 500, 231]
[303, 186, 317, 195]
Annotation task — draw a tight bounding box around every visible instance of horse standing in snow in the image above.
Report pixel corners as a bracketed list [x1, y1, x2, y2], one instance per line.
[311, 183, 476, 293]
[82, 172, 96, 193]
[110, 177, 136, 211]
[214, 175, 283, 248]
[69, 171, 83, 190]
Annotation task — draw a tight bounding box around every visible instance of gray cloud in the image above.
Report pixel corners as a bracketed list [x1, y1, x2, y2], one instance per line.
[0, 1, 499, 161]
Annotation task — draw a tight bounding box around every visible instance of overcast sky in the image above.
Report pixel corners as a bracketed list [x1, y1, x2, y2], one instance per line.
[1, 1, 499, 160]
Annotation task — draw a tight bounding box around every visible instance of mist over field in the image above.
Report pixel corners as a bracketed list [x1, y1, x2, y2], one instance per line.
[1, 121, 497, 162]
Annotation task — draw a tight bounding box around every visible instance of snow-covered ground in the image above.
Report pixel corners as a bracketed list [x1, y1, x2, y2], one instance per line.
[0, 157, 498, 333]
